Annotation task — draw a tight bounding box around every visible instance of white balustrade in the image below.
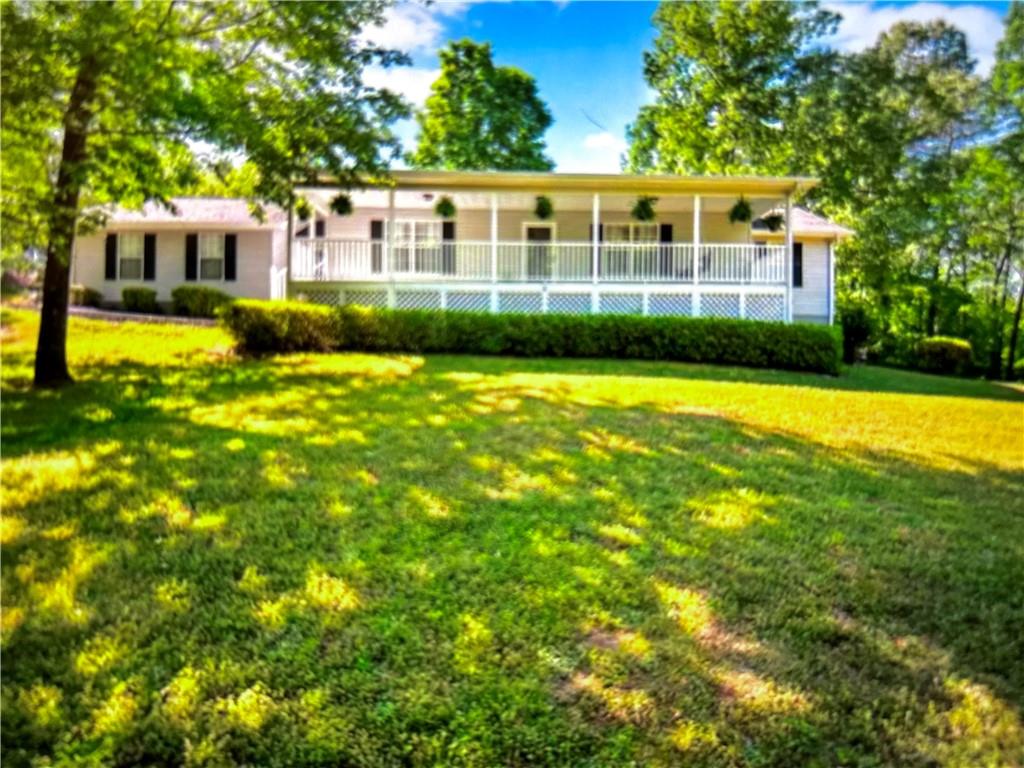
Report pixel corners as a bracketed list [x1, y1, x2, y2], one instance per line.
[292, 239, 786, 285]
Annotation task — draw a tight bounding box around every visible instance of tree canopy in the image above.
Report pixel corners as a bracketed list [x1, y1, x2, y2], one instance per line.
[409, 40, 554, 171]
[0, 0, 410, 386]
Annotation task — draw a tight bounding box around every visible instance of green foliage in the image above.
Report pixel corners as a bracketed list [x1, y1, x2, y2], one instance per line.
[627, 1, 839, 175]
[409, 40, 554, 171]
[761, 213, 785, 232]
[3, 308, 1022, 767]
[220, 300, 340, 353]
[433, 195, 456, 219]
[915, 336, 974, 377]
[838, 302, 875, 364]
[329, 193, 353, 217]
[728, 197, 752, 224]
[170, 286, 233, 318]
[1014, 357, 1024, 379]
[121, 287, 159, 314]
[295, 198, 313, 222]
[68, 284, 103, 308]
[221, 301, 842, 374]
[534, 195, 554, 220]
[630, 196, 658, 222]
[1, 0, 410, 384]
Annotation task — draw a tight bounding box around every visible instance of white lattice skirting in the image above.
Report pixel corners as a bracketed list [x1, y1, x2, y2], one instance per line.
[292, 283, 789, 321]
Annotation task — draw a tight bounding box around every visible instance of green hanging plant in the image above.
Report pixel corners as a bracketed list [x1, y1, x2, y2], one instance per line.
[534, 195, 554, 220]
[329, 193, 353, 216]
[434, 195, 456, 219]
[729, 196, 753, 224]
[295, 197, 312, 221]
[761, 213, 785, 232]
[631, 195, 658, 222]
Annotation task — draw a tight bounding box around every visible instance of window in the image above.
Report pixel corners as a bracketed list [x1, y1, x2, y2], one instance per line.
[604, 222, 658, 243]
[793, 242, 803, 288]
[199, 233, 224, 280]
[118, 233, 143, 280]
[388, 220, 442, 272]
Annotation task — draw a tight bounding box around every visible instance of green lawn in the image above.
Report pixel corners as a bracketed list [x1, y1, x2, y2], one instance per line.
[2, 307, 1022, 767]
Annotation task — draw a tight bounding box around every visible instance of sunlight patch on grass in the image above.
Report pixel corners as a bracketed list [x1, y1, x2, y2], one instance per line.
[91, 680, 139, 736]
[30, 540, 110, 625]
[305, 568, 360, 614]
[18, 683, 63, 729]
[656, 582, 715, 637]
[221, 684, 276, 732]
[454, 613, 495, 675]
[685, 488, 777, 530]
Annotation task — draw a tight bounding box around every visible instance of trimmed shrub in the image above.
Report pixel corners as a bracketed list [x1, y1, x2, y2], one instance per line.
[222, 300, 842, 374]
[220, 300, 340, 353]
[915, 336, 973, 376]
[121, 287, 159, 314]
[69, 284, 103, 308]
[171, 285, 233, 318]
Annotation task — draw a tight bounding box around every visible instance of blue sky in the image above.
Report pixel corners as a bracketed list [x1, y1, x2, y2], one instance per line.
[363, 1, 1011, 172]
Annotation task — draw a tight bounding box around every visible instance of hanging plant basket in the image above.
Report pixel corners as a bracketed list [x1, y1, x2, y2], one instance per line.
[295, 197, 312, 221]
[434, 195, 456, 219]
[329, 193, 353, 216]
[729, 197, 753, 224]
[761, 213, 784, 232]
[534, 195, 554, 220]
[631, 195, 658, 222]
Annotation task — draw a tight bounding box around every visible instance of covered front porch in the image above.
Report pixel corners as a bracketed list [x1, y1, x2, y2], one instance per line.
[288, 171, 813, 321]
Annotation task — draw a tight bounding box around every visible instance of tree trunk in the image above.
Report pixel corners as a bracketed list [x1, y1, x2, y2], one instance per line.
[1006, 268, 1024, 381]
[33, 55, 100, 388]
[987, 251, 1012, 380]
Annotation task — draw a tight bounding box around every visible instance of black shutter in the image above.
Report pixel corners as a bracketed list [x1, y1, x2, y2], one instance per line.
[658, 223, 673, 278]
[185, 234, 198, 281]
[441, 220, 455, 275]
[224, 234, 237, 281]
[370, 219, 383, 273]
[314, 220, 325, 238]
[105, 233, 117, 280]
[143, 234, 156, 281]
[793, 242, 803, 288]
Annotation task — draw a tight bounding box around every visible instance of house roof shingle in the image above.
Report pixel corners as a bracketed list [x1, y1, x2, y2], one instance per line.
[105, 197, 286, 228]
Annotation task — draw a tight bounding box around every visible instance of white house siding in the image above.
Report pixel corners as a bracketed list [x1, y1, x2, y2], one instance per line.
[792, 239, 830, 323]
[72, 228, 277, 304]
[322, 208, 749, 244]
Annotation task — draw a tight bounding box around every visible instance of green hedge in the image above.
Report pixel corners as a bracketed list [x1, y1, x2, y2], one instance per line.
[916, 336, 973, 376]
[222, 300, 842, 374]
[121, 287, 159, 314]
[219, 300, 341, 353]
[69, 284, 103, 308]
[171, 285, 233, 318]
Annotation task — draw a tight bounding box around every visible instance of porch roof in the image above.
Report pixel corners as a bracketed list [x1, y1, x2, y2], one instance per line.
[308, 170, 818, 198]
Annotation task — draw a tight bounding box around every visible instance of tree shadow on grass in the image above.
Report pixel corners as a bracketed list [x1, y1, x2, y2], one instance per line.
[2, 349, 1022, 766]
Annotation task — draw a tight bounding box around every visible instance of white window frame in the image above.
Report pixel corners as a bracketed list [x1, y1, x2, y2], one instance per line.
[602, 221, 659, 279]
[387, 219, 443, 273]
[118, 232, 144, 281]
[198, 233, 225, 282]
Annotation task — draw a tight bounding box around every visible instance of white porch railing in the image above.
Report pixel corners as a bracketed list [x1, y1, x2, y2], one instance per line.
[291, 239, 786, 284]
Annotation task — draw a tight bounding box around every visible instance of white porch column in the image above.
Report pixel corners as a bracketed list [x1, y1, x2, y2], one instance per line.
[827, 240, 835, 325]
[386, 187, 396, 276]
[692, 194, 701, 317]
[285, 201, 294, 299]
[490, 193, 498, 283]
[592, 193, 600, 285]
[784, 193, 793, 323]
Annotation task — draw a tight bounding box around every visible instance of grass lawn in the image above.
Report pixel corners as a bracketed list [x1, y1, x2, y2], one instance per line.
[2, 307, 1022, 767]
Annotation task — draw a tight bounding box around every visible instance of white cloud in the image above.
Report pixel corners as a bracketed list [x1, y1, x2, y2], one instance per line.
[362, 1, 467, 56]
[825, 2, 1004, 75]
[363, 66, 440, 107]
[558, 131, 628, 173]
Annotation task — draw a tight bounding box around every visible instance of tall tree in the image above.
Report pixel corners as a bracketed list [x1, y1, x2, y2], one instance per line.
[409, 40, 554, 171]
[1, 1, 409, 387]
[627, 0, 839, 175]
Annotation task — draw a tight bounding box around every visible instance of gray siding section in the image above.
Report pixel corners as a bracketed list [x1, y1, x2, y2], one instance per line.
[792, 241, 829, 321]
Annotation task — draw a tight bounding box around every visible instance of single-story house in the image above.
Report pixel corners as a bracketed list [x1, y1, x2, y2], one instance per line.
[73, 170, 851, 323]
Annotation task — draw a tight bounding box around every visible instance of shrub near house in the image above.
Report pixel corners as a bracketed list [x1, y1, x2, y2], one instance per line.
[221, 300, 843, 374]
[171, 285, 234, 318]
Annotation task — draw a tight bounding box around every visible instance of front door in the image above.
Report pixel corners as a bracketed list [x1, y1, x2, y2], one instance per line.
[525, 225, 553, 280]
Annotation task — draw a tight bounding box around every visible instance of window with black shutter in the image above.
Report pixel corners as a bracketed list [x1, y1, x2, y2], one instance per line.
[793, 242, 803, 288]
